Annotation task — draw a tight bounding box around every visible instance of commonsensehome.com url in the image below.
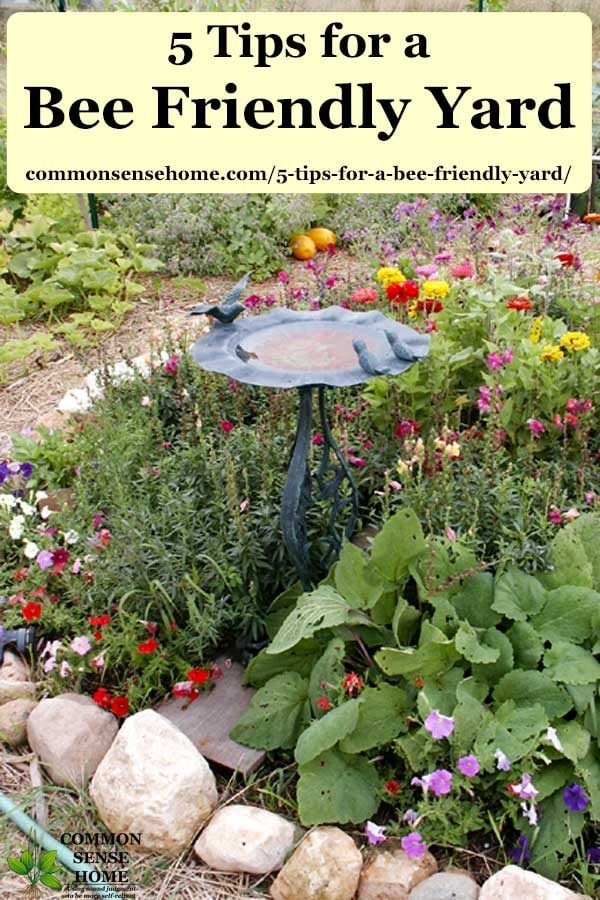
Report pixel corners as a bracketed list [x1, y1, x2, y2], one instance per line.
[22, 162, 572, 187]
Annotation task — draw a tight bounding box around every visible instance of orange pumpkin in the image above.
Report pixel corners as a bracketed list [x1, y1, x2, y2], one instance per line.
[290, 234, 316, 260]
[307, 227, 336, 251]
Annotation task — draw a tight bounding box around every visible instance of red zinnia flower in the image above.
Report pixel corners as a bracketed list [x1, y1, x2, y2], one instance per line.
[386, 281, 419, 304]
[316, 696, 332, 712]
[93, 687, 111, 709]
[219, 420, 234, 433]
[416, 299, 443, 314]
[14, 568, 29, 582]
[187, 668, 212, 685]
[385, 779, 401, 796]
[342, 672, 364, 696]
[506, 297, 533, 311]
[137, 638, 159, 655]
[111, 696, 129, 717]
[22, 601, 42, 622]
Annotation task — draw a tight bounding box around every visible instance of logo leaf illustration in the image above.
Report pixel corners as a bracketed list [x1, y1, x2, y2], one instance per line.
[39, 850, 58, 873]
[20, 850, 34, 872]
[40, 872, 62, 890]
[6, 857, 28, 875]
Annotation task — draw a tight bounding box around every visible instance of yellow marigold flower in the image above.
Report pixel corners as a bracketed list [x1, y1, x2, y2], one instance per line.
[422, 280, 450, 299]
[376, 267, 406, 289]
[530, 316, 543, 345]
[559, 331, 591, 352]
[540, 344, 565, 362]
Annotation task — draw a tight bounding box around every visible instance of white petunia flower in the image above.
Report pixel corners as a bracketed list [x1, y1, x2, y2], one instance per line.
[23, 541, 40, 559]
[0, 493, 17, 510]
[9, 516, 25, 540]
[18, 500, 35, 517]
[63, 530, 79, 545]
[546, 726, 564, 753]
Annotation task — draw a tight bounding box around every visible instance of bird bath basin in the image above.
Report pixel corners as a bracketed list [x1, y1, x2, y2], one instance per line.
[190, 305, 430, 588]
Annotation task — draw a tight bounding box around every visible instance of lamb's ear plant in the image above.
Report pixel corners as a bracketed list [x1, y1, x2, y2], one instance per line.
[232, 508, 600, 880]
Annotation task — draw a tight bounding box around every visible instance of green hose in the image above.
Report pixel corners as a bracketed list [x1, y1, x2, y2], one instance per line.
[0, 789, 123, 899]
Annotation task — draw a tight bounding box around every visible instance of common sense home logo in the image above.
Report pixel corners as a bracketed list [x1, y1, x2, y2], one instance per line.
[6, 838, 62, 897]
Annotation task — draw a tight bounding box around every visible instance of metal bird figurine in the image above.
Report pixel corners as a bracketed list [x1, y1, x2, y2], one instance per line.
[352, 339, 390, 376]
[385, 329, 422, 363]
[189, 272, 251, 324]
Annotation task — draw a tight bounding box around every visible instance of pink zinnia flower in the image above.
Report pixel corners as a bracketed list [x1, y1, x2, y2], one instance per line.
[527, 418, 545, 436]
[451, 262, 474, 279]
[350, 287, 378, 306]
[415, 264, 438, 278]
[424, 710, 454, 740]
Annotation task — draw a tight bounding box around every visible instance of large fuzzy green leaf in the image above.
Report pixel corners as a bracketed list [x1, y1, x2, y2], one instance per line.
[334, 541, 384, 609]
[542, 513, 600, 591]
[575, 748, 600, 819]
[507, 621, 544, 669]
[531, 586, 600, 644]
[308, 638, 346, 717]
[455, 622, 500, 665]
[267, 586, 370, 655]
[492, 566, 547, 622]
[295, 700, 361, 765]
[555, 721, 591, 763]
[494, 670, 572, 719]
[474, 701, 548, 768]
[370, 508, 426, 584]
[297, 749, 379, 825]
[375, 624, 459, 679]
[543, 641, 600, 685]
[244, 640, 322, 688]
[230, 672, 311, 751]
[471, 629, 514, 684]
[339, 684, 408, 753]
[529, 791, 583, 881]
[450, 572, 500, 628]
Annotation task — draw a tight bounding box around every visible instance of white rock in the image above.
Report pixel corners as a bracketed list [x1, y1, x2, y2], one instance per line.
[270, 826, 362, 900]
[409, 869, 479, 899]
[480, 866, 590, 899]
[90, 709, 218, 856]
[0, 698, 37, 746]
[194, 805, 300, 874]
[358, 847, 438, 899]
[27, 693, 118, 787]
[57, 388, 93, 414]
[0, 652, 34, 705]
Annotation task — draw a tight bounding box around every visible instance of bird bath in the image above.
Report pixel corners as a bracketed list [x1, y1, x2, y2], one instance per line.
[190, 306, 429, 589]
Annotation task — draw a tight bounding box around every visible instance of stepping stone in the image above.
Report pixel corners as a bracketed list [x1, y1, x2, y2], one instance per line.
[156, 655, 265, 775]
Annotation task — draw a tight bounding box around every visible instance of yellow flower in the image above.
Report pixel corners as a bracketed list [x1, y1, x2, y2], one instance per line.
[530, 316, 543, 345]
[443, 441, 461, 459]
[422, 280, 450, 299]
[375, 267, 406, 289]
[540, 344, 565, 362]
[559, 331, 591, 352]
[397, 460, 409, 476]
[407, 301, 418, 319]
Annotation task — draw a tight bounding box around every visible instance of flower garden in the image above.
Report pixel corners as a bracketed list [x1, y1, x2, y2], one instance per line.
[1, 14, 600, 885]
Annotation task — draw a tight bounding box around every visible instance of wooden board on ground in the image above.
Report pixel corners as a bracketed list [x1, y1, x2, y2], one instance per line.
[156, 655, 266, 775]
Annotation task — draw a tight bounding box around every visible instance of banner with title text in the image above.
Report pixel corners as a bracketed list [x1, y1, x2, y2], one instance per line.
[7, 11, 592, 193]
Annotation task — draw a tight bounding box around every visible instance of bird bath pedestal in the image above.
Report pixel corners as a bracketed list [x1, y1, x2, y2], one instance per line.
[190, 306, 429, 590]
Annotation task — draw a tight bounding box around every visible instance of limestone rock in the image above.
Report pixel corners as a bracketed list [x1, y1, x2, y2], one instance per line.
[480, 866, 590, 899]
[358, 847, 438, 900]
[270, 826, 362, 900]
[0, 698, 37, 747]
[90, 709, 218, 856]
[0, 651, 34, 705]
[194, 805, 300, 874]
[409, 869, 479, 899]
[27, 693, 117, 787]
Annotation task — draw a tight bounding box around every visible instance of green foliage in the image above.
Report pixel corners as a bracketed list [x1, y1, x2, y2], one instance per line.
[233, 509, 600, 876]
[104, 193, 318, 280]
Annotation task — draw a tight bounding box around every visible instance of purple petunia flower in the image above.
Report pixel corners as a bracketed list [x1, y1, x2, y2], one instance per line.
[424, 710, 455, 740]
[19, 462, 34, 479]
[563, 783, 589, 813]
[494, 749, 511, 771]
[586, 847, 600, 864]
[411, 769, 453, 797]
[36, 550, 54, 570]
[509, 834, 531, 866]
[401, 832, 427, 859]
[364, 821, 387, 845]
[457, 755, 480, 778]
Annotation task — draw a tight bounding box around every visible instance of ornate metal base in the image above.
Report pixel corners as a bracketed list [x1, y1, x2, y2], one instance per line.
[281, 386, 359, 590]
